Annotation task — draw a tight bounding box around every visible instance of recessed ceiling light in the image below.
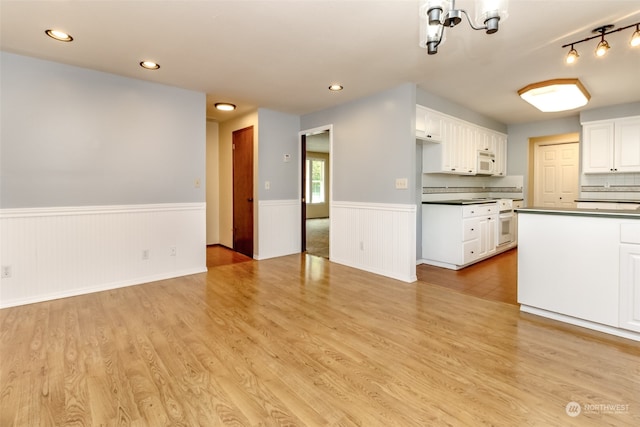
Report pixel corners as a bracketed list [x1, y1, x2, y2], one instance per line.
[45, 29, 73, 42]
[328, 84, 343, 91]
[215, 103, 236, 111]
[140, 61, 160, 70]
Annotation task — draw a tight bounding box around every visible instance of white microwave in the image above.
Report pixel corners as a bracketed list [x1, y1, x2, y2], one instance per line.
[477, 151, 496, 175]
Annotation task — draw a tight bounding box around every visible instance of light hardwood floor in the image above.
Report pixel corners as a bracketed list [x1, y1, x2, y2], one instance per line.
[1, 249, 639, 426]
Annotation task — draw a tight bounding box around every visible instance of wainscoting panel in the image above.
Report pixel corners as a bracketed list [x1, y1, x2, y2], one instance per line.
[0, 203, 206, 308]
[256, 199, 301, 260]
[331, 201, 417, 283]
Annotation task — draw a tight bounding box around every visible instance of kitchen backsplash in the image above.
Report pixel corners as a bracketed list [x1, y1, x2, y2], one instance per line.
[422, 175, 524, 201]
[580, 172, 640, 200]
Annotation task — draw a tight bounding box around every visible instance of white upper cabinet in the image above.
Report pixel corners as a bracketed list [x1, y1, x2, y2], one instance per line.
[420, 105, 508, 177]
[582, 116, 640, 173]
[475, 128, 507, 176]
[416, 105, 445, 142]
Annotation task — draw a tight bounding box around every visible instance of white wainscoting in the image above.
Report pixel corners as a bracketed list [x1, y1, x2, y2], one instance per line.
[256, 199, 301, 260]
[331, 201, 417, 283]
[0, 203, 206, 308]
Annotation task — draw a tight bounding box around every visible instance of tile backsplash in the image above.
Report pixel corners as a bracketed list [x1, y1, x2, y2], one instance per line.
[422, 175, 524, 201]
[580, 172, 640, 200]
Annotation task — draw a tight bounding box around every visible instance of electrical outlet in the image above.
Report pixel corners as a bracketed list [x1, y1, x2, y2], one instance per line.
[265, 181, 270, 190]
[170, 247, 177, 256]
[194, 178, 201, 188]
[1, 265, 11, 279]
[142, 249, 149, 260]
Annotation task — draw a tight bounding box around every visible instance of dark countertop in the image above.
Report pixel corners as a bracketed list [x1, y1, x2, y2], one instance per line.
[576, 198, 640, 204]
[422, 199, 498, 205]
[516, 207, 640, 219]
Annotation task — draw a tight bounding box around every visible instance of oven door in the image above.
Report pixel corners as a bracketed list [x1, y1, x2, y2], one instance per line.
[498, 212, 514, 245]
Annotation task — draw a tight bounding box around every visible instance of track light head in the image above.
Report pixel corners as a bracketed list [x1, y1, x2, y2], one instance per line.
[631, 25, 640, 47]
[566, 45, 579, 64]
[595, 38, 610, 56]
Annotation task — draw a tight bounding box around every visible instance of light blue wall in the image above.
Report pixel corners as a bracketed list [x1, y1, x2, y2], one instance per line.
[257, 108, 301, 200]
[300, 83, 416, 204]
[580, 101, 640, 123]
[417, 88, 507, 133]
[0, 52, 206, 208]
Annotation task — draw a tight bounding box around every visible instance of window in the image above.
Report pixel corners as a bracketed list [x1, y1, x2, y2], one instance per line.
[306, 158, 325, 204]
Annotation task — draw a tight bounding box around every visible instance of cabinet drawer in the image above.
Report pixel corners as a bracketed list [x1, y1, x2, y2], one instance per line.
[463, 218, 480, 241]
[463, 239, 480, 264]
[463, 203, 497, 218]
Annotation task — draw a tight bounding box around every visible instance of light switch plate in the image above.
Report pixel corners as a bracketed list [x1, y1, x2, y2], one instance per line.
[395, 178, 408, 189]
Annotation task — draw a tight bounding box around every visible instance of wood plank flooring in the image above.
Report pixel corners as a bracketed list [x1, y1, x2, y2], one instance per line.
[417, 248, 519, 304]
[1, 250, 639, 426]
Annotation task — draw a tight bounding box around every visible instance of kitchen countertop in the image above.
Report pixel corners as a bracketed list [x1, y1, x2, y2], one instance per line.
[422, 199, 498, 205]
[575, 198, 640, 204]
[517, 206, 640, 219]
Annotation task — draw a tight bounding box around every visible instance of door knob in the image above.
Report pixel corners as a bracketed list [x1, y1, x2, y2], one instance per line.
[247, 198, 253, 202]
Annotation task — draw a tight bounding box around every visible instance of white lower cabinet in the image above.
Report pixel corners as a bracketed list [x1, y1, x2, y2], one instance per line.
[619, 224, 640, 333]
[423, 203, 497, 270]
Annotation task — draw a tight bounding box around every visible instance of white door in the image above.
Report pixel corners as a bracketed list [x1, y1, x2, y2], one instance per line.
[534, 142, 580, 208]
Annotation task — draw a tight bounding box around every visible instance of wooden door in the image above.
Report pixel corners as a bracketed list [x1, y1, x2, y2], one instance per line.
[233, 126, 254, 257]
[534, 142, 579, 208]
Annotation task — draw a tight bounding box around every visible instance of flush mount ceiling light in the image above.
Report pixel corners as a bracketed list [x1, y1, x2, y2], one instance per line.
[562, 22, 640, 64]
[328, 84, 343, 91]
[139, 61, 160, 70]
[418, 0, 509, 55]
[214, 103, 236, 111]
[518, 79, 591, 113]
[45, 29, 73, 42]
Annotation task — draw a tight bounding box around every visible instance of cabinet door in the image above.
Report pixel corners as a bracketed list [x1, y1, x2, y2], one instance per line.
[417, 105, 445, 142]
[476, 128, 491, 152]
[486, 216, 497, 255]
[620, 244, 640, 332]
[582, 122, 615, 173]
[448, 121, 475, 174]
[493, 134, 507, 176]
[615, 117, 640, 172]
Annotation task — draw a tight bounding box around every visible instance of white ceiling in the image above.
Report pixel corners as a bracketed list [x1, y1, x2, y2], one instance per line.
[1, 0, 639, 125]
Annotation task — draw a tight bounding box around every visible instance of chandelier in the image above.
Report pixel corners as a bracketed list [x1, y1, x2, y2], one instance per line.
[419, 0, 509, 55]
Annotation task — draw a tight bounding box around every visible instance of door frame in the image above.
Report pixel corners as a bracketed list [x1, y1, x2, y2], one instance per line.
[299, 124, 333, 256]
[527, 132, 580, 206]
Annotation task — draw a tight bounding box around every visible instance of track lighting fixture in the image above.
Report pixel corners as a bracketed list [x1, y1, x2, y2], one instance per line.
[562, 22, 640, 64]
[418, 0, 509, 55]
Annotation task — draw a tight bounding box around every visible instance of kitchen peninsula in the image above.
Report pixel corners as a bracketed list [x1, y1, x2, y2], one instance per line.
[517, 207, 640, 341]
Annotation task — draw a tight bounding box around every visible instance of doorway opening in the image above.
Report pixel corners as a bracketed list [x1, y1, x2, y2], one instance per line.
[233, 126, 254, 257]
[300, 125, 332, 259]
[528, 133, 580, 208]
